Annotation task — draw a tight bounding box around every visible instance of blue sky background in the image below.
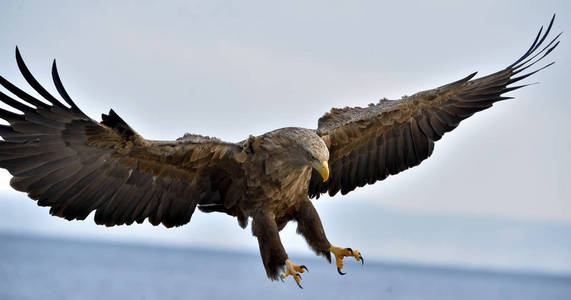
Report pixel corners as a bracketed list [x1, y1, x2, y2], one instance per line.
[0, 0, 570, 275]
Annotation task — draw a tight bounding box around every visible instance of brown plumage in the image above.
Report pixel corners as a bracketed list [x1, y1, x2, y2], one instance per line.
[0, 16, 560, 283]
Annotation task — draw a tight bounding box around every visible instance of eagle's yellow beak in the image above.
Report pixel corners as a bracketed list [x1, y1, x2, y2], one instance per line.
[311, 161, 329, 182]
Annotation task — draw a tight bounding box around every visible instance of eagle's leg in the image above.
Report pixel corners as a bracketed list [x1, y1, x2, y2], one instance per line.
[252, 211, 306, 288]
[252, 211, 288, 280]
[295, 199, 364, 275]
[295, 199, 332, 261]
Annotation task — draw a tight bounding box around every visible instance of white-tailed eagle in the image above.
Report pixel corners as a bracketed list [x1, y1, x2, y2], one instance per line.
[0, 15, 560, 288]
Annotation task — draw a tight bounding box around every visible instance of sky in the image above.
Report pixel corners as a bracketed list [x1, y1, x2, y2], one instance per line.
[0, 0, 570, 275]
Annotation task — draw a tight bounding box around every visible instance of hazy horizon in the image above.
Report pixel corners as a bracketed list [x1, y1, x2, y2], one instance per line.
[2, 191, 570, 275]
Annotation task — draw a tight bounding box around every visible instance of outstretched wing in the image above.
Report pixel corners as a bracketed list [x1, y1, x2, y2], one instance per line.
[308, 15, 560, 199]
[0, 49, 247, 227]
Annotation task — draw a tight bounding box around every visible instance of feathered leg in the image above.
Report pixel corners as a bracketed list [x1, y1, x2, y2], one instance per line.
[252, 211, 288, 281]
[295, 199, 364, 275]
[295, 199, 332, 261]
[252, 211, 308, 288]
[252, 211, 307, 288]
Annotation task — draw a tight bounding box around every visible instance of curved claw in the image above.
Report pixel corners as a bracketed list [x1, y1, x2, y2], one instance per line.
[294, 274, 303, 289]
[337, 267, 346, 275]
[280, 276, 284, 282]
[360, 255, 365, 265]
[300, 265, 309, 272]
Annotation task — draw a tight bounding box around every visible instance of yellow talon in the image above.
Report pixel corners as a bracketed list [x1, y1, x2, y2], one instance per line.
[280, 259, 308, 289]
[330, 245, 364, 275]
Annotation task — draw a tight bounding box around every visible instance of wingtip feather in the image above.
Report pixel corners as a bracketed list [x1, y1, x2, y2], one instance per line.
[51, 58, 89, 118]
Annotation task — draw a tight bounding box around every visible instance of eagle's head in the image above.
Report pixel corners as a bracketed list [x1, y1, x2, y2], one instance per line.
[262, 127, 330, 182]
[300, 132, 330, 182]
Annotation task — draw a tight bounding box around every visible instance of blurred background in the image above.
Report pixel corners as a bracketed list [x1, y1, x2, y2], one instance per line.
[0, 1, 570, 299]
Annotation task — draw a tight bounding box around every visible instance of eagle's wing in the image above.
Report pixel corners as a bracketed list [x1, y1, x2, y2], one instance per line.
[0, 49, 247, 228]
[308, 16, 560, 199]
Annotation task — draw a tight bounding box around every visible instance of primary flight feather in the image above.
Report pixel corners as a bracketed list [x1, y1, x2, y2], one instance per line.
[0, 15, 560, 287]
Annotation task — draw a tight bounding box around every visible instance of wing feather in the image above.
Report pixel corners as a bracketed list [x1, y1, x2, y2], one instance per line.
[309, 15, 560, 198]
[0, 49, 247, 227]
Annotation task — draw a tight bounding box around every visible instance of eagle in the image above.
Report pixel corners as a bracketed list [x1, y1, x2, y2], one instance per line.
[0, 16, 560, 288]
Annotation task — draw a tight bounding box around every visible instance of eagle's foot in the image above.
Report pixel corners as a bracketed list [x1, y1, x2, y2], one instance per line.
[330, 245, 364, 275]
[280, 259, 308, 289]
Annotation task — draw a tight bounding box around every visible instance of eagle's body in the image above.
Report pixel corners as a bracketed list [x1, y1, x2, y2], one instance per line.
[0, 16, 560, 286]
[189, 127, 327, 228]
[239, 128, 325, 219]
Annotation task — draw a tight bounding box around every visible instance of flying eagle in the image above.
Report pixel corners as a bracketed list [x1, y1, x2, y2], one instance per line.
[0, 16, 560, 288]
